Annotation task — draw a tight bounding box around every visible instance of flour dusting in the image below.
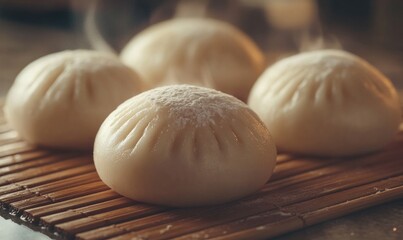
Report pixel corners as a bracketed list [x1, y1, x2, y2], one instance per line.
[146, 85, 246, 128]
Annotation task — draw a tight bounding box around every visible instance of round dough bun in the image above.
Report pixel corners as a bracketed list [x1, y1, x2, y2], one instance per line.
[248, 50, 402, 157]
[94, 85, 276, 207]
[4, 50, 145, 150]
[120, 18, 265, 101]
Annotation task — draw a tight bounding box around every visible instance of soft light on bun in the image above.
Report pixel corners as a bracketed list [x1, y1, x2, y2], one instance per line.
[94, 85, 276, 207]
[248, 50, 401, 157]
[120, 18, 265, 101]
[4, 50, 145, 150]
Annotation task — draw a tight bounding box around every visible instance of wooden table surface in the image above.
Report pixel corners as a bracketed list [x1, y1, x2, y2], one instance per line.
[0, 2, 402, 239]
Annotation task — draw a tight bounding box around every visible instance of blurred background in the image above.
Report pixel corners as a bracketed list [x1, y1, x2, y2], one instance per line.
[0, 1, 402, 239]
[0, 0, 402, 96]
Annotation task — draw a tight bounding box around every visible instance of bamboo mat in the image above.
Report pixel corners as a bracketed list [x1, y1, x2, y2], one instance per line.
[0, 111, 403, 239]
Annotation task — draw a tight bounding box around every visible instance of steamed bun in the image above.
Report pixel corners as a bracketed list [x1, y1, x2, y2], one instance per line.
[4, 50, 145, 150]
[248, 50, 401, 157]
[94, 85, 276, 207]
[120, 18, 265, 101]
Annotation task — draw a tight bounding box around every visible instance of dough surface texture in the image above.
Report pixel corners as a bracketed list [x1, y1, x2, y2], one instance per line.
[121, 18, 265, 101]
[94, 85, 277, 207]
[248, 50, 401, 157]
[4, 50, 145, 149]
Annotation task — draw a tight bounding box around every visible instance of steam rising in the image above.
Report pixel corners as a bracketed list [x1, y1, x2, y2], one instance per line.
[82, 0, 342, 65]
[175, 0, 209, 18]
[84, 0, 116, 54]
[299, 31, 342, 51]
[262, 0, 342, 52]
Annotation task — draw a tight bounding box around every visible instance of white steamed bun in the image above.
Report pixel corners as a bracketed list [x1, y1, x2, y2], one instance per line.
[120, 18, 265, 101]
[94, 85, 276, 207]
[248, 49, 401, 157]
[4, 50, 145, 150]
